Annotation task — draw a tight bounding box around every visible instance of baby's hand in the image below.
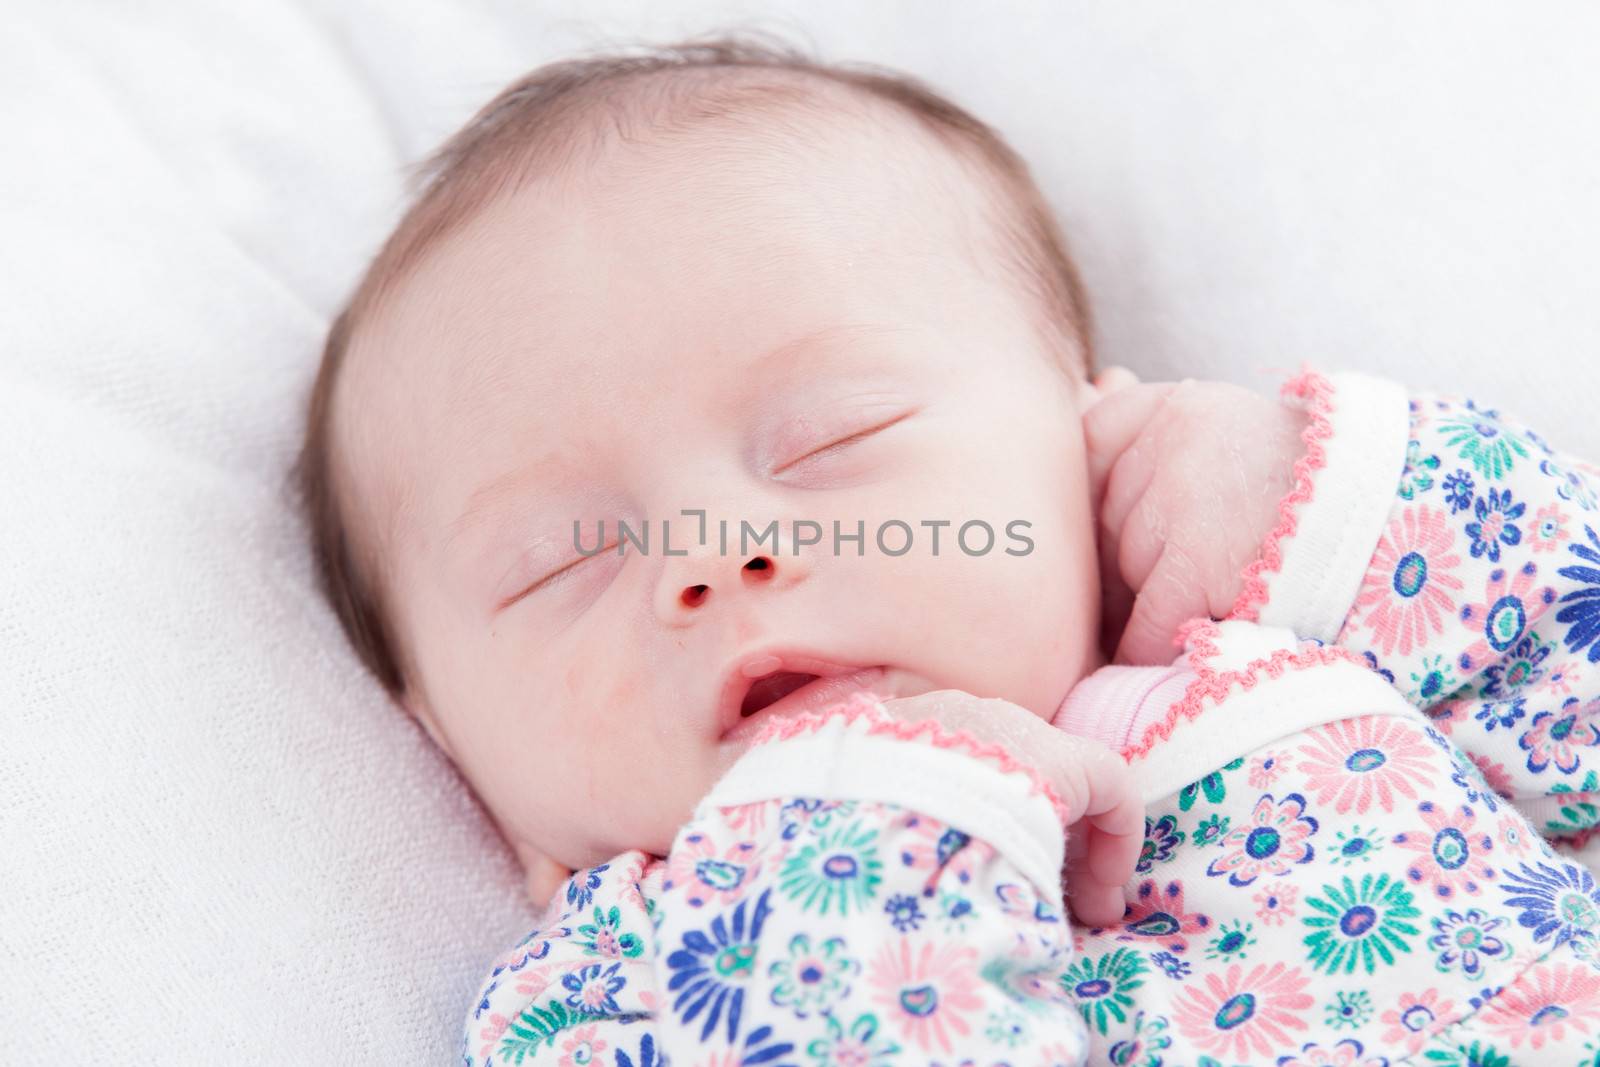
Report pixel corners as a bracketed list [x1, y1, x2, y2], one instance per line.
[1086, 374, 1307, 664]
[879, 690, 1142, 926]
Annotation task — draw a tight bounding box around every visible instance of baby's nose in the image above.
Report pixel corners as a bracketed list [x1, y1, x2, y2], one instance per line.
[677, 554, 778, 610]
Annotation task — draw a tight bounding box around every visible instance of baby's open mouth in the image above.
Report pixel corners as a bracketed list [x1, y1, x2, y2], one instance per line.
[718, 656, 890, 742]
[739, 671, 821, 718]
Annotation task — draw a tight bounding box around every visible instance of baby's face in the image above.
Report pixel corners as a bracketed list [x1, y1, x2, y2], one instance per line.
[340, 114, 1103, 873]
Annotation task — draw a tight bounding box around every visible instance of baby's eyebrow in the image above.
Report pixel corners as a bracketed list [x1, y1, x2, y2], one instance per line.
[445, 322, 908, 545]
[447, 458, 559, 550]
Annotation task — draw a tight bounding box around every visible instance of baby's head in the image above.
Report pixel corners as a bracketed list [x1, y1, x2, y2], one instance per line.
[298, 37, 1110, 885]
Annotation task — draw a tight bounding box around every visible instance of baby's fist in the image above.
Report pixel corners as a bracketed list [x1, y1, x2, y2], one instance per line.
[1087, 374, 1307, 665]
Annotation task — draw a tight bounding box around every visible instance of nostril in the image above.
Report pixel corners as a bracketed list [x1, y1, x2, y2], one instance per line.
[680, 584, 710, 608]
[744, 556, 774, 581]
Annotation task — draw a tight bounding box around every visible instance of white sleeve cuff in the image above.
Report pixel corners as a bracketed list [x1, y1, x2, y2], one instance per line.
[702, 711, 1067, 898]
[1254, 372, 1412, 641]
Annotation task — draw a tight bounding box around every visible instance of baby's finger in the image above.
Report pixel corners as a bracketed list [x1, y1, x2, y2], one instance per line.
[1112, 486, 1170, 599]
[1115, 543, 1207, 665]
[526, 853, 576, 913]
[1084, 383, 1176, 504]
[1066, 858, 1127, 927]
[1067, 824, 1139, 926]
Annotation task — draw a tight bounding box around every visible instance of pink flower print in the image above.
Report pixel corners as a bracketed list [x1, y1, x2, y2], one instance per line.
[719, 800, 770, 837]
[893, 813, 994, 886]
[1035, 1041, 1088, 1067]
[1477, 960, 1600, 1049]
[1109, 879, 1212, 952]
[1546, 660, 1583, 696]
[867, 938, 983, 1054]
[515, 964, 555, 999]
[1171, 961, 1313, 1061]
[1348, 505, 1464, 656]
[559, 1025, 608, 1067]
[1392, 801, 1496, 899]
[1205, 793, 1318, 886]
[1495, 814, 1533, 857]
[661, 833, 761, 908]
[1518, 695, 1600, 774]
[1530, 502, 1572, 554]
[478, 1013, 511, 1060]
[1248, 750, 1291, 790]
[1458, 562, 1557, 673]
[1379, 988, 1457, 1055]
[493, 926, 570, 974]
[1467, 753, 1515, 800]
[1297, 717, 1437, 814]
[1423, 696, 1472, 729]
[1253, 883, 1300, 926]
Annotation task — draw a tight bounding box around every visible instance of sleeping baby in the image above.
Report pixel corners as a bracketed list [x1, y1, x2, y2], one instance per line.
[296, 37, 1600, 1066]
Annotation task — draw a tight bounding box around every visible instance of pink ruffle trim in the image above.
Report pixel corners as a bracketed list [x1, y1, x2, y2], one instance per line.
[1122, 619, 1364, 760]
[1225, 368, 1338, 623]
[748, 691, 1073, 826]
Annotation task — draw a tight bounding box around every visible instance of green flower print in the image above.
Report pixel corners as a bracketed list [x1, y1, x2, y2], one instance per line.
[1329, 825, 1384, 867]
[1107, 1010, 1172, 1067]
[1060, 947, 1145, 1035]
[934, 890, 976, 934]
[984, 1007, 1029, 1047]
[1193, 813, 1231, 847]
[768, 933, 857, 1018]
[1324, 989, 1373, 1030]
[1204, 920, 1257, 962]
[779, 820, 884, 916]
[806, 1011, 899, 1067]
[1440, 412, 1531, 480]
[1407, 653, 1462, 704]
[500, 999, 597, 1061]
[1302, 872, 1421, 975]
[1400, 439, 1441, 499]
[1178, 758, 1246, 812]
[576, 905, 644, 959]
[1547, 770, 1600, 838]
[1420, 1039, 1512, 1067]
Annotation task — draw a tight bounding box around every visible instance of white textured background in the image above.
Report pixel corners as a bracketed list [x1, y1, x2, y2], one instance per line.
[2, 2, 1597, 1062]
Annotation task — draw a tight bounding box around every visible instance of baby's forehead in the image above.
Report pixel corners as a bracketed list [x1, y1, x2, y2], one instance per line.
[334, 71, 1015, 553]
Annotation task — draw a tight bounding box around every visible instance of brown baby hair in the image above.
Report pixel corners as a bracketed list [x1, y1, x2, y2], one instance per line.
[295, 33, 1095, 702]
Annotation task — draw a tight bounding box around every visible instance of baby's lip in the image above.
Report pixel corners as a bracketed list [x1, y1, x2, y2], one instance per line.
[714, 649, 883, 741]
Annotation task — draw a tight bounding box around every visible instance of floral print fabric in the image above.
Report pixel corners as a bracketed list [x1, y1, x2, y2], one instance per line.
[464, 388, 1600, 1065]
[465, 791, 1086, 1067]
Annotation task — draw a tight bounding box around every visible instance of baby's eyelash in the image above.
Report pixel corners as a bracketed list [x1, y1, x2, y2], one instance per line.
[498, 544, 615, 611]
[773, 410, 916, 475]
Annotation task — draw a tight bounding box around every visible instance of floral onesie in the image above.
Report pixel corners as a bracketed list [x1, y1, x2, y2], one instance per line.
[463, 371, 1600, 1067]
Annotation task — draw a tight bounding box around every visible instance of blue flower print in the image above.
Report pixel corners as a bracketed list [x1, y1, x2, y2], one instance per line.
[562, 961, 626, 1016]
[1149, 950, 1190, 979]
[566, 864, 609, 910]
[1499, 860, 1600, 951]
[1465, 487, 1525, 562]
[614, 1033, 663, 1067]
[665, 888, 772, 1042]
[1542, 456, 1598, 511]
[1473, 697, 1527, 733]
[1557, 524, 1600, 662]
[884, 894, 922, 933]
[1479, 633, 1552, 699]
[1137, 814, 1185, 874]
[733, 1025, 796, 1067]
[1428, 908, 1509, 979]
[1442, 469, 1475, 514]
